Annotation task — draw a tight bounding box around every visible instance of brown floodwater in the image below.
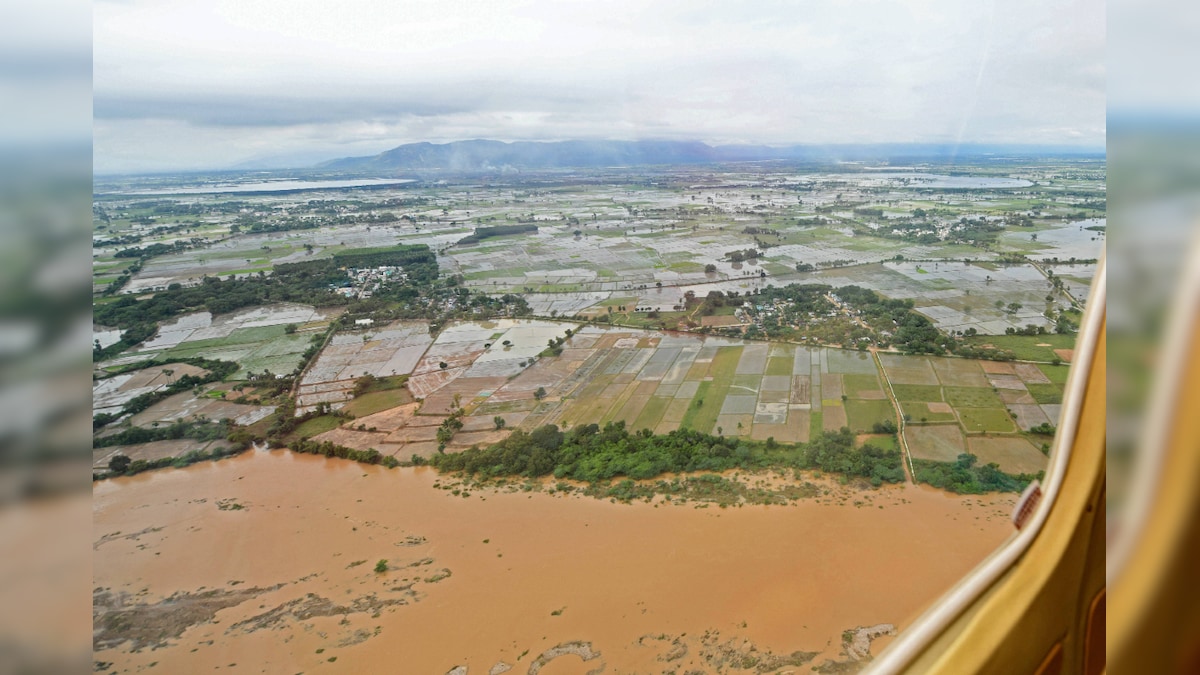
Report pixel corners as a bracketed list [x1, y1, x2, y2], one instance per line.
[93, 450, 1015, 673]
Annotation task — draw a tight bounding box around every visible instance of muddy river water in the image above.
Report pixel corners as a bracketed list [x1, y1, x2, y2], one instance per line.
[93, 450, 1015, 673]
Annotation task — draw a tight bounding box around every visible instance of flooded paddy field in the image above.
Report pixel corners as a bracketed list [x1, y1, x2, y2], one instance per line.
[98, 303, 339, 379]
[96, 164, 1103, 327]
[93, 450, 1017, 674]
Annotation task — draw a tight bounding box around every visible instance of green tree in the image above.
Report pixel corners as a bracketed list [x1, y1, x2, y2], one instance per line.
[374, 559, 388, 573]
[108, 454, 131, 474]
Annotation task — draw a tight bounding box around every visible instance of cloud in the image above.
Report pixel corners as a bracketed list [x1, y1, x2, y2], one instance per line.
[94, 0, 1105, 172]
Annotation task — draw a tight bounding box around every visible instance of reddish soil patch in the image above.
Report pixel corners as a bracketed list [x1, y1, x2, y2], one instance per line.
[997, 389, 1037, 405]
[1013, 363, 1051, 384]
[1053, 349, 1074, 363]
[979, 361, 1016, 375]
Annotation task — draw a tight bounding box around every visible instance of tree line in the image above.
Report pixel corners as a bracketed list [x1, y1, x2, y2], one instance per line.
[430, 422, 907, 487]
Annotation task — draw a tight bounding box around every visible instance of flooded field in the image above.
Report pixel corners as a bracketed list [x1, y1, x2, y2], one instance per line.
[101, 303, 338, 379]
[93, 450, 1017, 673]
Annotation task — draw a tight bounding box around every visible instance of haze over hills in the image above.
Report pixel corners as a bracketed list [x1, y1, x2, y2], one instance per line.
[318, 139, 1104, 172]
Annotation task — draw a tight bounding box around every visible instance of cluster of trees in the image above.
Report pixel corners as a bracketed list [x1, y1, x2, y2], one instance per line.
[265, 398, 340, 442]
[913, 453, 1039, 494]
[282, 437, 384, 465]
[872, 419, 898, 434]
[538, 328, 574, 357]
[1006, 324, 1048, 336]
[436, 407, 466, 450]
[349, 373, 408, 397]
[430, 422, 907, 487]
[113, 239, 204, 259]
[455, 223, 538, 246]
[725, 248, 762, 263]
[836, 286, 948, 354]
[278, 244, 440, 286]
[736, 283, 1018, 360]
[336, 284, 531, 327]
[684, 289, 744, 317]
[947, 217, 1006, 247]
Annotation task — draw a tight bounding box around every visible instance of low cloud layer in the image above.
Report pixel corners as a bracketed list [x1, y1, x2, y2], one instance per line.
[94, 0, 1104, 173]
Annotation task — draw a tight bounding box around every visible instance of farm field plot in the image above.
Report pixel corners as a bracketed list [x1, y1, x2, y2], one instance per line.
[297, 321, 433, 412]
[874, 348, 1063, 464]
[905, 425, 967, 463]
[958, 408, 1017, 434]
[844, 398, 894, 433]
[966, 436, 1048, 474]
[878, 353, 938, 385]
[963, 333, 1077, 363]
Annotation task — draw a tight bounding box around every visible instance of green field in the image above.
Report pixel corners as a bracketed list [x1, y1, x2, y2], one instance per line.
[845, 399, 895, 433]
[900, 400, 957, 423]
[678, 381, 714, 432]
[858, 433, 898, 451]
[765, 356, 794, 376]
[1037, 364, 1071, 384]
[958, 408, 1016, 433]
[944, 386, 1005, 409]
[287, 414, 343, 442]
[342, 389, 414, 418]
[1025, 383, 1064, 405]
[681, 347, 744, 433]
[160, 325, 312, 379]
[891, 384, 944, 402]
[842, 373, 883, 396]
[632, 396, 672, 433]
[963, 333, 1076, 362]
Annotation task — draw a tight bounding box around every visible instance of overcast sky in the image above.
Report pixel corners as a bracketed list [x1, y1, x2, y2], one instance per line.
[94, 0, 1104, 174]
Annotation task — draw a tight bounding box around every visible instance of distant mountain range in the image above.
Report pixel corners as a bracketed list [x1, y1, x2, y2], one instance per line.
[318, 139, 1103, 172]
